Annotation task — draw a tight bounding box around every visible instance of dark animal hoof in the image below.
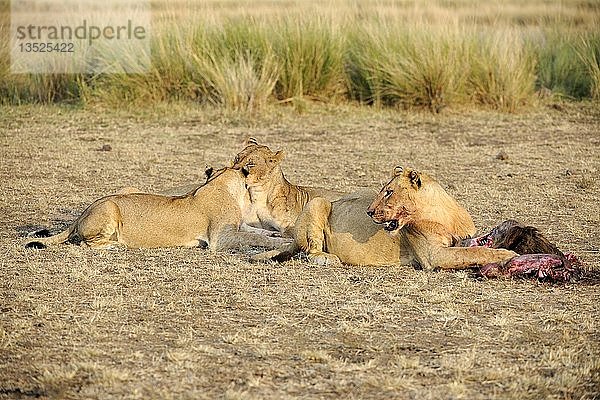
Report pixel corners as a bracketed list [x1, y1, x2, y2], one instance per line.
[25, 241, 46, 249]
[32, 229, 51, 238]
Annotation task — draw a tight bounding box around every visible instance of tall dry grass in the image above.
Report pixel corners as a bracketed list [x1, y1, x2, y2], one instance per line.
[575, 32, 600, 100]
[1, 0, 599, 110]
[468, 29, 537, 112]
[346, 22, 469, 111]
[269, 16, 345, 101]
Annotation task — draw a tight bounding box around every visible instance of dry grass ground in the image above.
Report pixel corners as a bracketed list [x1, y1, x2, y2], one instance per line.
[1, 102, 599, 399]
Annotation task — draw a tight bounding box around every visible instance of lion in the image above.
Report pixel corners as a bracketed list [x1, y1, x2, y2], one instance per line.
[231, 138, 346, 236]
[251, 164, 518, 269]
[231, 139, 403, 265]
[365, 166, 519, 270]
[25, 167, 288, 251]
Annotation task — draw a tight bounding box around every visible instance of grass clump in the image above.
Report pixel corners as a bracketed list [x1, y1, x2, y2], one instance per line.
[192, 50, 279, 112]
[188, 20, 278, 111]
[270, 16, 345, 101]
[347, 23, 468, 112]
[532, 30, 591, 99]
[0, 73, 80, 104]
[467, 29, 537, 112]
[575, 32, 600, 100]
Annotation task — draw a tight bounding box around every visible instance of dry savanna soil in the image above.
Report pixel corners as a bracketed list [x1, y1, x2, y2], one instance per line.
[1, 102, 599, 399]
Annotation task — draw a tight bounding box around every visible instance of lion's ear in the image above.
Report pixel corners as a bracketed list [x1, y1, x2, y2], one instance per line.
[204, 166, 214, 179]
[245, 137, 258, 146]
[271, 150, 285, 164]
[393, 166, 403, 177]
[409, 170, 422, 189]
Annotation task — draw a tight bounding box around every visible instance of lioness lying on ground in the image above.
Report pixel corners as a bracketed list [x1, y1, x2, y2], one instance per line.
[232, 139, 432, 265]
[25, 167, 288, 251]
[366, 167, 518, 270]
[252, 164, 517, 268]
[232, 138, 346, 236]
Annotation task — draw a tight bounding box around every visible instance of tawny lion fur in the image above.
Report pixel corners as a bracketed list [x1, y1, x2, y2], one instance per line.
[365, 166, 518, 270]
[234, 141, 517, 269]
[231, 138, 345, 236]
[25, 168, 287, 251]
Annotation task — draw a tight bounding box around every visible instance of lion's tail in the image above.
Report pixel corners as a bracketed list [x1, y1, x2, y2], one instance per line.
[25, 224, 76, 249]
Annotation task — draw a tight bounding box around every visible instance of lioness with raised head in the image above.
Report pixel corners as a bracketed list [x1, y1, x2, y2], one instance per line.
[25, 167, 288, 251]
[366, 166, 518, 270]
[232, 138, 346, 236]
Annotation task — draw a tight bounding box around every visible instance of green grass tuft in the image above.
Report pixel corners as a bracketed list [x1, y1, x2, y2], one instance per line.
[533, 30, 591, 99]
[347, 23, 469, 112]
[575, 32, 600, 100]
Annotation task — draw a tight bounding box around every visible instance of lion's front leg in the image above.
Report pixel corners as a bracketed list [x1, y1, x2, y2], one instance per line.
[293, 197, 341, 266]
[428, 246, 518, 270]
[404, 227, 517, 271]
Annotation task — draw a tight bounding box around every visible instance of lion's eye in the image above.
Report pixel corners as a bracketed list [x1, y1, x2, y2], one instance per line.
[245, 163, 256, 169]
[384, 189, 393, 198]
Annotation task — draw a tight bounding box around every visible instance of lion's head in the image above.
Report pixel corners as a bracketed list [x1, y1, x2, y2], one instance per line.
[367, 166, 475, 238]
[232, 138, 285, 186]
[367, 166, 423, 233]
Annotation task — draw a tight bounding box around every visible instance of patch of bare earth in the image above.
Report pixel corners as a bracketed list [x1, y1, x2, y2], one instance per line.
[1, 103, 599, 399]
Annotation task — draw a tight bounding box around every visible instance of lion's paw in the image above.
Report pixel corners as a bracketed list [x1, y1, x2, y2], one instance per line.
[498, 249, 519, 262]
[308, 252, 341, 266]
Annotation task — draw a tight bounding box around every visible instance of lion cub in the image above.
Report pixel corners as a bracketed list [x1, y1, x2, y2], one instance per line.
[25, 167, 287, 251]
